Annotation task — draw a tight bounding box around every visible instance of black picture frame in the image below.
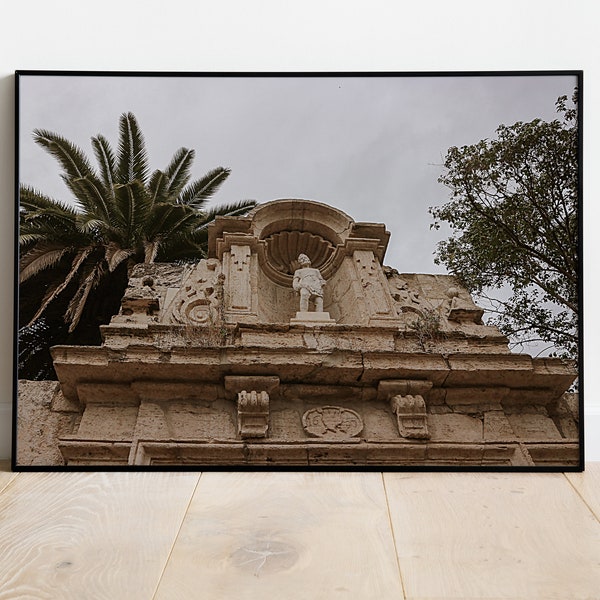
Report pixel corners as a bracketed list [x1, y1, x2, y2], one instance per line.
[13, 70, 583, 471]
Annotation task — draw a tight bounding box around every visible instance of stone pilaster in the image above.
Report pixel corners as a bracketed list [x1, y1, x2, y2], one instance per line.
[228, 244, 252, 310]
[345, 239, 397, 324]
[218, 233, 258, 320]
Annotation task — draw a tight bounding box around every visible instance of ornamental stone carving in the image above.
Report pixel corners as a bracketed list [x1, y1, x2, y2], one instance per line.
[168, 259, 224, 325]
[445, 286, 484, 323]
[237, 390, 270, 438]
[293, 254, 326, 313]
[389, 276, 425, 314]
[265, 231, 334, 278]
[224, 376, 280, 439]
[290, 254, 336, 324]
[378, 379, 432, 440]
[302, 406, 363, 439]
[390, 394, 430, 439]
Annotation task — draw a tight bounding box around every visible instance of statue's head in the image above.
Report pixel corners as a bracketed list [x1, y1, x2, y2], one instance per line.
[297, 254, 311, 266]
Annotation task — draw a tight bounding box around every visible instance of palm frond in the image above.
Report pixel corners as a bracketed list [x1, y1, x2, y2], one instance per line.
[20, 218, 89, 248]
[196, 199, 257, 223]
[67, 177, 112, 222]
[116, 112, 149, 185]
[144, 203, 196, 240]
[26, 247, 94, 324]
[19, 232, 49, 246]
[105, 242, 136, 272]
[20, 214, 78, 240]
[20, 185, 79, 216]
[178, 167, 231, 207]
[164, 148, 194, 199]
[64, 261, 105, 332]
[156, 231, 208, 262]
[33, 129, 100, 183]
[20, 190, 89, 248]
[92, 135, 117, 197]
[148, 169, 169, 204]
[154, 200, 256, 262]
[20, 245, 72, 282]
[113, 181, 152, 243]
[76, 217, 110, 235]
[143, 240, 159, 263]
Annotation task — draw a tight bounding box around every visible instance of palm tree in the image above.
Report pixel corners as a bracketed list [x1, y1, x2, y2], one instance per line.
[19, 112, 255, 379]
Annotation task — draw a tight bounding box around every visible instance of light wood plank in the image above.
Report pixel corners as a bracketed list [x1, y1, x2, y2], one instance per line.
[0, 460, 17, 494]
[384, 472, 600, 600]
[565, 463, 600, 522]
[0, 471, 200, 600]
[154, 472, 404, 600]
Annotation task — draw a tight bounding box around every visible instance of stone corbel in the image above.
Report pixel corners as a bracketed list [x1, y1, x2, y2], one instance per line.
[377, 379, 433, 440]
[236, 390, 270, 438]
[224, 376, 280, 439]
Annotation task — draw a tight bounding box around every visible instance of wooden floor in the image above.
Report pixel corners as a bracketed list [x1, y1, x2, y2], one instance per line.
[0, 463, 599, 600]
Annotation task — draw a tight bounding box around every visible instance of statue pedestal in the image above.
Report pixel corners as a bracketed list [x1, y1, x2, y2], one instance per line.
[290, 311, 336, 325]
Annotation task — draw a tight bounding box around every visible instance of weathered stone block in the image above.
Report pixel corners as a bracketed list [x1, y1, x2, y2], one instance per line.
[17, 381, 77, 466]
[427, 414, 483, 443]
[483, 411, 516, 442]
[76, 404, 139, 440]
[507, 414, 563, 441]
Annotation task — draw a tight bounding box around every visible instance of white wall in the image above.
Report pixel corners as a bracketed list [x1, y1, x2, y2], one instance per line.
[1, 0, 598, 461]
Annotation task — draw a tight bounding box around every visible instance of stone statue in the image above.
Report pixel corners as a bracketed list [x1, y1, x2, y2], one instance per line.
[293, 254, 326, 313]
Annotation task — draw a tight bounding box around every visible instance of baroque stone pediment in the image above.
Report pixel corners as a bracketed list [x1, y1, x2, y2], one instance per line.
[26, 198, 578, 468]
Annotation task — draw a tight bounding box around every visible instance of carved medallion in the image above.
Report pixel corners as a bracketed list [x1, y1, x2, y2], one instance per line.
[302, 406, 363, 439]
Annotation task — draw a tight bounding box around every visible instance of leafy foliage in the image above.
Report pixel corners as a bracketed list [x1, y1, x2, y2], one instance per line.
[430, 92, 578, 358]
[19, 113, 256, 379]
[17, 319, 57, 381]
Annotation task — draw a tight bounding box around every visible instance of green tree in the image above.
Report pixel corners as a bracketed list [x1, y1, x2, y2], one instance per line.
[19, 112, 256, 378]
[430, 92, 578, 358]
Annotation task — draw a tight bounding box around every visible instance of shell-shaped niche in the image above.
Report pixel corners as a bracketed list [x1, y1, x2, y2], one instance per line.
[264, 231, 334, 276]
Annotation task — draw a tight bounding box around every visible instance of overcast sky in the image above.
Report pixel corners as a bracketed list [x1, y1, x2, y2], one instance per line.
[18, 73, 577, 276]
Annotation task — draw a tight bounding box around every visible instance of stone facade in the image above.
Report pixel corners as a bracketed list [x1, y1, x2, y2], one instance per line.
[16, 200, 579, 467]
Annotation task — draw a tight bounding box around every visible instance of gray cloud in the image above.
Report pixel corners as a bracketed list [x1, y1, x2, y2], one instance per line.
[19, 73, 576, 278]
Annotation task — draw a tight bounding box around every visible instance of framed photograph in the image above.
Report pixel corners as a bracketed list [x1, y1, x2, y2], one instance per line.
[14, 71, 582, 470]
